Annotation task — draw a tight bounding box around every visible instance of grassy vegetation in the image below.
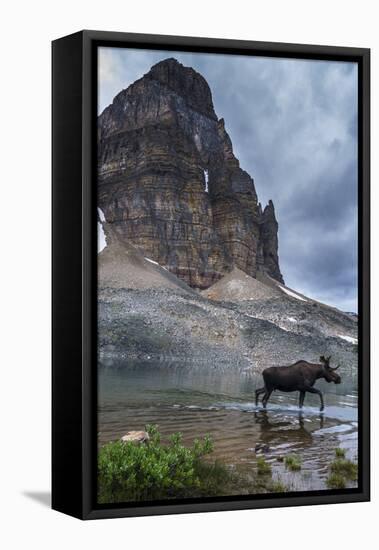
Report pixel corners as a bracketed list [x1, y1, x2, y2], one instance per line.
[98, 425, 241, 503]
[335, 448, 346, 459]
[270, 480, 288, 493]
[97, 425, 295, 503]
[284, 454, 302, 472]
[255, 449, 357, 493]
[256, 457, 272, 476]
[326, 449, 357, 489]
[252, 459, 289, 493]
[326, 472, 346, 489]
[99, 428, 356, 502]
[330, 458, 358, 481]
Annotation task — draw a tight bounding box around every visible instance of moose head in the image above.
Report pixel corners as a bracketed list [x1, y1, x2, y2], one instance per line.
[319, 355, 342, 384]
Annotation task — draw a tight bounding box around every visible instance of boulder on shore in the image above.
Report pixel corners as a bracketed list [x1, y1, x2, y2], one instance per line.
[121, 431, 150, 444]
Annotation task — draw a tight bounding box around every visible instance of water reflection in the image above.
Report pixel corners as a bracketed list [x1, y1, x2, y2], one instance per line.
[252, 410, 323, 453]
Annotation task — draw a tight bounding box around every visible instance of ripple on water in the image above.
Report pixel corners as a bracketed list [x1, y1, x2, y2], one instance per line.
[313, 423, 354, 436]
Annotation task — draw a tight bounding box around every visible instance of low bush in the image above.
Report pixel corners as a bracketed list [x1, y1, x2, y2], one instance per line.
[335, 448, 346, 459]
[326, 472, 346, 489]
[284, 455, 302, 471]
[326, 453, 357, 489]
[270, 480, 288, 492]
[98, 425, 237, 503]
[256, 457, 272, 476]
[330, 458, 357, 481]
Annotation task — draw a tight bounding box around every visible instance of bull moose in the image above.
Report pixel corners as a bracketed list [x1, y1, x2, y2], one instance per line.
[255, 356, 341, 412]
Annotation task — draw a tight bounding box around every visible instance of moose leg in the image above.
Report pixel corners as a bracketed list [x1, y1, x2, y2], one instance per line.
[255, 387, 266, 406]
[305, 387, 324, 411]
[262, 390, 273, 409]
[299, 391, 305, 409]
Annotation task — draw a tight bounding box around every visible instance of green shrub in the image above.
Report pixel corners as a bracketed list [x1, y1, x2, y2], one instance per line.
[257, 457, 272, 476]
[284, 455, 302, 471]
[98, 425, 235, 503]
[326, 454, 358, 490]
[330, 458, 358, 481]
[270, 480, 287, 492]
[335, 448, 346, 459]
[327, 473, 346, 489]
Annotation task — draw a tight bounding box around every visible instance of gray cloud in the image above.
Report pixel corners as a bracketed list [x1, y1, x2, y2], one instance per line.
[98, 48, 358, 312]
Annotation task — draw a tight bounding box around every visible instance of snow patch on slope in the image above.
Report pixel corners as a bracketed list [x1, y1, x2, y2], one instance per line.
[97, 208, 107, 253]
[98, 207, 106, 222]
[204, 170, 209, 192]
[338, 334, 358, 345]
[278, 285, 308, 302]
[145, 257, 168, 271]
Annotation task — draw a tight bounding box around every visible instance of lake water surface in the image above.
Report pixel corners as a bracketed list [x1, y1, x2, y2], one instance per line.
[98, 359, 358, 492]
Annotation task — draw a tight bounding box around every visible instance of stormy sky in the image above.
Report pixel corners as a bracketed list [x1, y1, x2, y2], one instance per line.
[98, 47, 358, 313]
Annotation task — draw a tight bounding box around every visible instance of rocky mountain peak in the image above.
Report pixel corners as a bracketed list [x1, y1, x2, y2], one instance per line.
[264, 199, 275, 214]
[259, 200, 283, 283]
[98, 59, 284, 288]
[146, 57, 217, 120]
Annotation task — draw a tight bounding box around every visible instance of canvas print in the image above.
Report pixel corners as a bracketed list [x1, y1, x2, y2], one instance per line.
[96, 47, 358, 504]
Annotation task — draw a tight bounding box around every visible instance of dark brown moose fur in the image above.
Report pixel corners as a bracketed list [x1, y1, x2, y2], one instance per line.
[255, 356, 341, 411]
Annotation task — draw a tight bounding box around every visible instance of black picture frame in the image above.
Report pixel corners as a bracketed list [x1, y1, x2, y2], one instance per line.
[52, 30, 370, 520]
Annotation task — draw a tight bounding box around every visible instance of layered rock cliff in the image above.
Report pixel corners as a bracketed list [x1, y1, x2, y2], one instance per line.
[98, 58, 284, 288]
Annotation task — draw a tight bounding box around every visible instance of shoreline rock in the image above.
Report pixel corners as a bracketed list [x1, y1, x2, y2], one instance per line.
[121, 431, 150, 444]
